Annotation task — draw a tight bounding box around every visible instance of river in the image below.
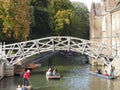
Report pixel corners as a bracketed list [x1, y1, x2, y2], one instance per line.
[0, 52, 120, 90]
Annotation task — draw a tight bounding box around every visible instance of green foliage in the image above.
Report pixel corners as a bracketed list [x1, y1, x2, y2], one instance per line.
[29, 0, 53, 39]
[49, 0, 74, 35]
[49, 0, 89, 39]
[0, 0, 90, 43]
[0, 19, 6, 41]
[70, 2, 90, 39]
[49, 0, 73, 15]
[0, 0, 31, 43]
[54, 9, 74, 35]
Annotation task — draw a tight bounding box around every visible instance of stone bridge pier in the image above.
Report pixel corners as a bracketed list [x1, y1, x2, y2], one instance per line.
[4, 63, 14, 76]
[0, 60, 14, 80]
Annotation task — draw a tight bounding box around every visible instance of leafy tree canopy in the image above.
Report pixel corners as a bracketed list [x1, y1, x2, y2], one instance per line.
[70, 2, 90, 39]
[0, 0, 31, 43]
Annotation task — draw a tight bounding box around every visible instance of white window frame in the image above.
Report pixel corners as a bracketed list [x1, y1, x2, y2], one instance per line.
[102, 16, 106, 31]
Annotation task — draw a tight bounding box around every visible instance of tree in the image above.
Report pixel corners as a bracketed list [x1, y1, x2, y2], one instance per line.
[54, 9, 73, 35]
[71, 2, 90, 39]
[0, 0, 31, 43]
[49, 0, 74, 35]
[29, 0, 53, 39]
[0, 19, 6, 41]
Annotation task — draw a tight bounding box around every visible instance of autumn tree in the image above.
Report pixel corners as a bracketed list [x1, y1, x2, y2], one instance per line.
[0, 0, 31, 43]
[49, 0, 74, 35]
[0, 0, 90, 43]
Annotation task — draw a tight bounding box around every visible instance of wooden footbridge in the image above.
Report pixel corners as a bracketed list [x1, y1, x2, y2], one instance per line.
[0, 36, 117, 66]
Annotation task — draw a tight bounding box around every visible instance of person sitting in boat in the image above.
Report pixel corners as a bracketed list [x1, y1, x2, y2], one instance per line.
[21, 85, 27, 90]
[103, 70, 109, 76]
[110, 65, 115, 78]
[46, 67, 52, 76]
[96, 68, 102, 74]
[52, 68, 60, 76]
[16, 85, 22, 90]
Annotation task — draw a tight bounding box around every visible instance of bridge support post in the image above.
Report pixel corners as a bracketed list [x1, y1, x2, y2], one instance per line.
[52, 36, 55, 52]
[67, 37, 71, 52]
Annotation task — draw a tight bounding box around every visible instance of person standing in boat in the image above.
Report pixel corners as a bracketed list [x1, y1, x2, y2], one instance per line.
[23, 69, 30, 86]
[110, 65, 115, 78]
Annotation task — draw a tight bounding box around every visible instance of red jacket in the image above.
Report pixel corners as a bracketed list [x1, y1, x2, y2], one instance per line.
[23, 72, 30, 79]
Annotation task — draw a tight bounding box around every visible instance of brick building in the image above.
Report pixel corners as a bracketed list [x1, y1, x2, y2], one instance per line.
[90, 0, 120, 64]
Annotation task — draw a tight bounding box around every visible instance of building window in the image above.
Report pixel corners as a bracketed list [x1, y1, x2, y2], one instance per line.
[112, 15, 115, 30]
[112, 14, 119, 31]
[102, 16, 106, 31]
[116, 14, 119, 29]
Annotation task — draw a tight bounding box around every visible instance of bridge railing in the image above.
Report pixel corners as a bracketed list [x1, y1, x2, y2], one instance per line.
[0, 36, 118, 65]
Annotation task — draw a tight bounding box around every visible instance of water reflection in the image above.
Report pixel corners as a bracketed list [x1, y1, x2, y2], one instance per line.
[0, 54, 120, 90]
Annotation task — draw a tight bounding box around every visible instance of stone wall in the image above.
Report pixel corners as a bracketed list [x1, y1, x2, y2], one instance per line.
[4, 63, 14, 76]
[90, 0, 120, 76]
[0, 61, 14, 78]
[0, 61, 5, 80]
[89, 57, 102, 65]
[106, 0, 117, 10]
[90, 0, 120, 65]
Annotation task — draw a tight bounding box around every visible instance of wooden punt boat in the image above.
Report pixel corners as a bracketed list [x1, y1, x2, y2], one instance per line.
[16, 85, 32, 90]
[15, 64, 41, 75]
[26, 64, 41, 70]
[25, 85, 32, 90]
[46, 74, 61, 79]
[89, 71, 114, 79]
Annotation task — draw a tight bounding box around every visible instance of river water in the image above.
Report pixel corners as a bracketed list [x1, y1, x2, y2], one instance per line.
[0, 53, 120, 90]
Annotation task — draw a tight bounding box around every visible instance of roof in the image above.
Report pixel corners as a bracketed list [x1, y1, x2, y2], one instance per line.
[110, 2, 120, 12]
